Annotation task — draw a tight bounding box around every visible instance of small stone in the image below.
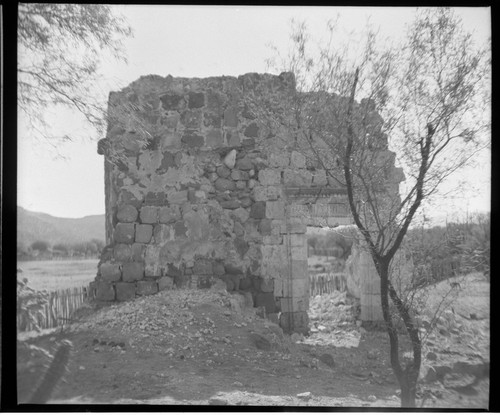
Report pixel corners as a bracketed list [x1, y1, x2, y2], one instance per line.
[248, 332, 271, 351]
[367, 350, 377, 360]
[297, 392, 312, 401]
[426, 351, 438, 361]
[319, 353, 335, 368]
[223, 149, 237, 168]
[367, 395, 377, 402]
[216, 165, 231, 178]
[233, 381, 243, 387]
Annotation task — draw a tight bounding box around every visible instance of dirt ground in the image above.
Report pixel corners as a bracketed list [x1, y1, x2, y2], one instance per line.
[17, 274, 489, 408]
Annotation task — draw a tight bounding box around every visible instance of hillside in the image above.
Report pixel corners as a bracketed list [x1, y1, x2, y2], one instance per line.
[17, 207, 105, 247]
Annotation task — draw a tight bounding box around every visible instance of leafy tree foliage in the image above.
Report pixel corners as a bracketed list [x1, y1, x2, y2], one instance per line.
[30, 240, 50, 252]
[265, 8, 490, 407]
[18, 4, 132, 141]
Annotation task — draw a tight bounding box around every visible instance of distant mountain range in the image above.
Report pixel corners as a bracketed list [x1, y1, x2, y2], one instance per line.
[17, 206, 105, 247]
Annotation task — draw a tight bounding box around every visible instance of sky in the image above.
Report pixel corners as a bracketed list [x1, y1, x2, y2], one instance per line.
[17, 5, 491, 222]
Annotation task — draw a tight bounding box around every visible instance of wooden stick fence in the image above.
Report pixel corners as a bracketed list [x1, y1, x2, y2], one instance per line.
[18, 286, 89, 333]
[309, 273, 347, 297]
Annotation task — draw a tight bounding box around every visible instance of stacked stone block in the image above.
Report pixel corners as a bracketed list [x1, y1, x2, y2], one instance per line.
[93, 71, 404, 333]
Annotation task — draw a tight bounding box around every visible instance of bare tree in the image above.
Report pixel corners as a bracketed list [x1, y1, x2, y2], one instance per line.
[258, 9, 490, 407]
[18, 3, 132, 143]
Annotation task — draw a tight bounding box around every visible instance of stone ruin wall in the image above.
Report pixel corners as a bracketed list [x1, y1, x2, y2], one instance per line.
[91, 72, 406, 333]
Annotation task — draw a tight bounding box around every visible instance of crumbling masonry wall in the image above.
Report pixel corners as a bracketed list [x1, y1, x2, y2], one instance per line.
[92, 72, 405, 333]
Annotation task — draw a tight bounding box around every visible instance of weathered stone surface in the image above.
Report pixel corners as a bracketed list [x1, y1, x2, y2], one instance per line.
[131, 243, 145, 261]
[117, 205, 138, 222]
[181, 132, 204, 147]
[115, 282, 136, 301]
[153, 224, 171, 243]
[250, 201, 266, 219]
[224, 107, 238, 127]
[269, 152, 289, 168]
[223, 149, 237, 168]
[159, 205, 181, 223]
[215, 178, 236, 192]
[165, 263, 183, 278]
[259, 219, 272, 235]
[193, 258, 213, 275]
[279, 311, 309, 334]
[240, 197, 253, 208]
[283, 169, 313, 187]
[114, 223, 135, 244]
[280, 296, 309, 313]
[95, 281, 115, 301]
[258, 169, 281, 185]
[227, 131, 241, 147]
[216, 165, 231, 179]
[135, 224, 153, 243]
[230, 169, 249, 181]
[255, 292, 277, 313]
[168, 190, 188, 204]
[174, 220, 188, 238]
[158, 276, 174, 291]
[160, 93, 185, 110]
[244, 122, 259, 138]
[312, 169, 328, 186]
[144, 191, 165, 206]
[140, 206, 159, 224]
[235, 156, 254, 170]
[97, 72, 405, 333]
[181, 110, 203, 129]
[119, 190, 143, 209]
[100, 263, 122, 282]
[136, 280, 158, 296]
[122, 262, 145, 282]
[260, 278, 274, 293]
[206, 129, 223, 148]
[290, 151, 306, 168]
[114, 244, 131, 262]
[220, 200, 241, 209]
[234, 237, 249, 258]
[231, 207, 250, 224]
[261, 245, 288, 279]
[263, 235, 282, 245]
[291, 260, 308, 278]
[266, 201, 285, 219]
[188, 91, 205, 108]
[284, 218, 307, 234]
[212, 261, 225, 275]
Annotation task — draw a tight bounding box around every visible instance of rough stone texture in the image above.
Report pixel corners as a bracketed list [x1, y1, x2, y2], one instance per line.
[115, 282, 136, 301]
[265, 201, 285, 219]
[158, 276, 174, 291]
[140, 206, 159, 224]
[159, 205, 181, 223]
[95, 71, 406, 333]
[193, 258, 213, 275]
[95, 281, 115, 301]
[136, 280, 158, 296]
[117, 205, 138, 223]
[114, 244, 132, 262]
[114, 223, 135, 244]
[100, 263, 122, 282]
[122, 262, 145, 282]
[135, 224, 153, 243]
[250, 202, 266, 219]
[258, 169, 281, 186]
